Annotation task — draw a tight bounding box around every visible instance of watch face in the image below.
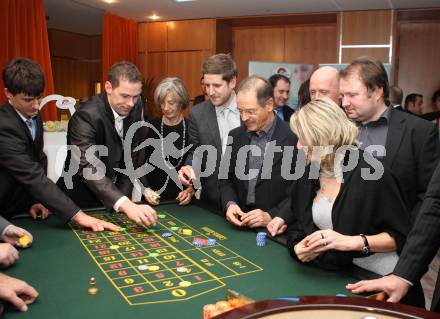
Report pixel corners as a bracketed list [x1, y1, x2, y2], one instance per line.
[362, 246, 370, 254]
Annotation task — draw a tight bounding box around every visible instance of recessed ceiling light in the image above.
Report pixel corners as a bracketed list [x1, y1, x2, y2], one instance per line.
[175, 0, 196, 2]
[149, 14, 160, 20]
[103, 0, 116, 3]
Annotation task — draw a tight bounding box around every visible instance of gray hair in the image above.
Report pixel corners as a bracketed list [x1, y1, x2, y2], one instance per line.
[154, 77, 189, 108]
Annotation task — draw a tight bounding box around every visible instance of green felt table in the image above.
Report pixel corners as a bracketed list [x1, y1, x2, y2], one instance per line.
[4, 202, 357, 319]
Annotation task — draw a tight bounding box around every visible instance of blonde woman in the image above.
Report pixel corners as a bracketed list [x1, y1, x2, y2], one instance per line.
[284, 98, 411, 275]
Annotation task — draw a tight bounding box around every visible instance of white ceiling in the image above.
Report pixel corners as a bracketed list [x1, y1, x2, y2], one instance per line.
[45, 0, 440, 35]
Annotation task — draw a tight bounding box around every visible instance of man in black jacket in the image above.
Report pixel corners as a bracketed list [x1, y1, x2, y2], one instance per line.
[268, 74, 294, 122]
[0, 58, 118, 231]
[340, 56, 440, 222]
[57, 61, 157, 228]
[347, 162, 440, 312]
[220, 75, 297, 229]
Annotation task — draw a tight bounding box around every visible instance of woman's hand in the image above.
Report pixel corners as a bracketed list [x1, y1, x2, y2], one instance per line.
[304, 229, 362, 253]
[294, 238, 321, 262]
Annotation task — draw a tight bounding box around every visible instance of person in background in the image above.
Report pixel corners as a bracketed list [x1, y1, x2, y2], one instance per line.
[389, 86, 404, 111]
[404, 93, 423, 116]
[138, 77, 194, 206]
[268, 74, 294, 122]
[309, 66, 341, 104]
[193, 76, 207, 106]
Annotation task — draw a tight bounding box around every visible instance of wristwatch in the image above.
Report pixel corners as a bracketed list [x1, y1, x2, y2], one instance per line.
[360, 234, 370, 254]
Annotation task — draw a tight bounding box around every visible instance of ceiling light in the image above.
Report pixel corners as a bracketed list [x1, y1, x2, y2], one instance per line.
[175, 0, 196, 2]
[103, 0, 116, 3]
[149, 14, 160, 20]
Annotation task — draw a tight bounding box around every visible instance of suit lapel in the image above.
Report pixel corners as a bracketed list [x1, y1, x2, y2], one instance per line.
[384, 108, 406, 169]
[205, 102, 222, 151]
[4, 103, 34, 142]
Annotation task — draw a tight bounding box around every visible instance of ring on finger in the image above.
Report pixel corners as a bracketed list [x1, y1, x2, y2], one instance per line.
[321, 232, 325, 239]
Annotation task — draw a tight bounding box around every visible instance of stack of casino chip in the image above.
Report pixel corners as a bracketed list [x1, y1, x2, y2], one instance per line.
[256, 232, 266, 246]
[207, 239, 216, 246]
[193, 240, 203, 248]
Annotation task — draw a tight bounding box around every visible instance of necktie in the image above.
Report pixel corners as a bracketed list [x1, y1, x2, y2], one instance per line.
[25, 119, 35, 140]
[115, 117, 123, 139]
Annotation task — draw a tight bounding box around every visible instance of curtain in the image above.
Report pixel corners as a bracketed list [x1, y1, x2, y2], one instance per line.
[0, 0, 57, 120]
[102, 13, 137, 84]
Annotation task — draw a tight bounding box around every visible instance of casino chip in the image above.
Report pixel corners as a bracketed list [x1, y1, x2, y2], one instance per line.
[110, 245, 120, 250]
[193, 241, 203, 248]
[179, 281, 191, 287]
[176, 267, 188, 273]
[118, 227, 126, 232]
[138, 265, 149, 270]
[148, 253, 159, 258]
[256, 232, 266, 247]
[170, 227, 179, 231]
[158, 214, 166, 219]
[148, 265, 160, 271]
[207, 239, 216, 246]
[162, 232, 172, 238]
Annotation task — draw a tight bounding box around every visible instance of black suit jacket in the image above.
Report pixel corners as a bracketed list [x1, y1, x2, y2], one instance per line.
[285, 151, 411, 272]
[393, 162, 440, 312]
[57, 93, 143, 211]
[219, 116, 298, 215]
[384, 107, 440, 221]
[281, 105, 294, 122]
[185, 99, 225, 209]
[0, 102, 79, 223]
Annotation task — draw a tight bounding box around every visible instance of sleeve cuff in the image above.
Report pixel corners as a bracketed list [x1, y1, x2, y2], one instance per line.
[1, 224, 14, 237]
[395, 275, 413, 287]
[114, 196, 129, 211]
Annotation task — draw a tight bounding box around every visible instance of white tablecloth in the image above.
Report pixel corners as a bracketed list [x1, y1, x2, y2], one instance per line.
[42, 131, 142, 201]
[43, 132, 67, 182]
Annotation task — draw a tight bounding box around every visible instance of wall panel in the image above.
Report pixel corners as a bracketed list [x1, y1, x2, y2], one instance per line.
[233, 26, 284, 79]
[167, 19, 215, 51]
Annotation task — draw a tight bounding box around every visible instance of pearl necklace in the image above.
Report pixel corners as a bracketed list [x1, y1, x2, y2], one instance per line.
[160, 116, 186, 170]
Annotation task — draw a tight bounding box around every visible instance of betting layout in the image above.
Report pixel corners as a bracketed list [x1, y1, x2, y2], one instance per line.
[70, 210, 263, 305]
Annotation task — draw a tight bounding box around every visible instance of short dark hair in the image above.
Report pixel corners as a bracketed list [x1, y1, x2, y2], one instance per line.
[2, 58, 45, 97]
[432, 89, 440, 104]
[268, 73, 291, 88]
[389, 85, 403, 105]
[108, 61, 143, 88]
[202, 53, 237, 83]
[297, 79, 311, 108]
[404, 93, 422, 108]
[236, 75, 273, 107]
[340, 56, 390, 105]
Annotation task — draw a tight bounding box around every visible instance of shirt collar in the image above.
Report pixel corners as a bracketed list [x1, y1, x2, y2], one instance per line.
[215, 91, 238, 115]
[12, 105, 36, 123]
[358, 106, 391, 127]
[110, 106, 126, 121]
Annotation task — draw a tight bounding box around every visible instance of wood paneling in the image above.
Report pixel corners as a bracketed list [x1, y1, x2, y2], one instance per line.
[146, 22, 167, 52]
[342, 10, 392, 45]
[167, 50, 212, 99]
[285, 24, 337, 64]
[216, 20, 233, 54]
[341, 48, 389, 64]
[49, 29, 100, 60]
[49, 29, 101, 118]
[137, 53, 148, 78]
[233, 26, 285, 80]
[397, 22, 440, 113]
[137, 23, 148, 53]
[167, 19, 215, 52]
[227, 13, 337, 27]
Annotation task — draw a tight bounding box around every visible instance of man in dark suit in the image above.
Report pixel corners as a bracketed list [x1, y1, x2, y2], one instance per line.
[178, 54, 241, 211]
[220, 76, 297, 229]
[268, 74, 294, 122]
[347, 162, 440, 312]
[0, 58, 118, 231]
[340, 56, 440, 222]
[57, 61, 157, 228]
